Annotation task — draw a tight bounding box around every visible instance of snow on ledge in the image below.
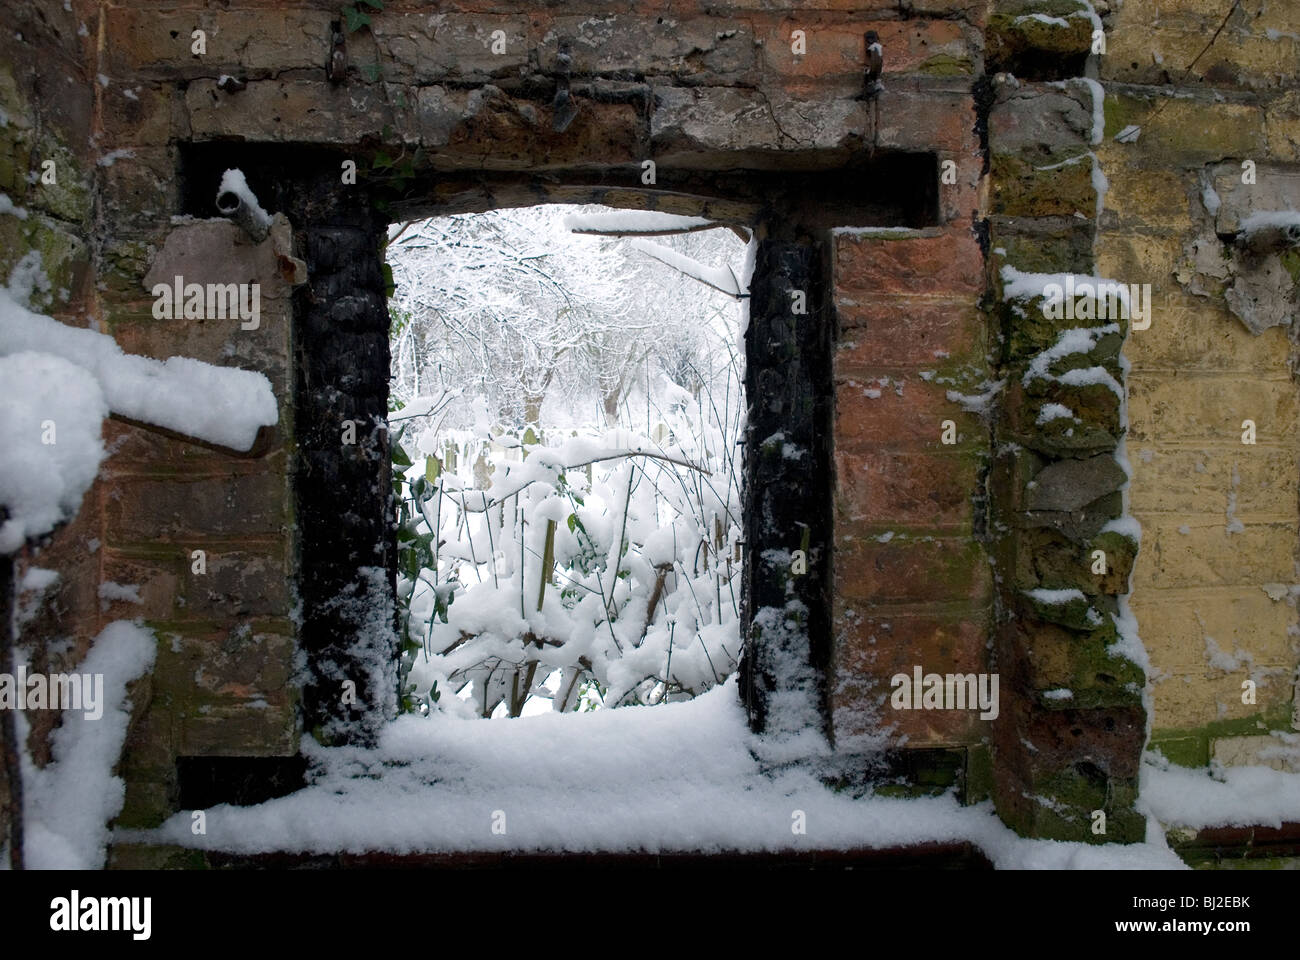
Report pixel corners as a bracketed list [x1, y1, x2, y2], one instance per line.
[1141, 753, 1300, 831]
[563, 210, 715, 235]
[0, 287, 277, 451]
[116, 678, 1186, 869]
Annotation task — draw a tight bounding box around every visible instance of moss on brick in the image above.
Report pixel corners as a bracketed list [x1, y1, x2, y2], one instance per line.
[108, 843, 210, 870]
[991, 152, 1097, 219]
[1150, 702, 1295, 768]
[1026, 771, 1144, 844]
[918, 53, 973, 76]
[963, 743, 994, 804]
[988, 219, 1096, 276]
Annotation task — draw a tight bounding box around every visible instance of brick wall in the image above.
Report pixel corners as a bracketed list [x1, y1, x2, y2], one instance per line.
[2, 0, 1297, 854]
[1098, 0, 1300, 769]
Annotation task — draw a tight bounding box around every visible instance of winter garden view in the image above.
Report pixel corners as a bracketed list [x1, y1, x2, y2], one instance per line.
[385, 205, 750, 721]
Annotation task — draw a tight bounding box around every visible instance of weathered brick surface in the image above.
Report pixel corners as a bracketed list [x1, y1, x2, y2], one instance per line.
[837, 298, 983, 367]
[835, 450, 979, 528]
[835, 228, 984, 298]
[835, 376, 985, 454]
[2, 0, 1295, 855]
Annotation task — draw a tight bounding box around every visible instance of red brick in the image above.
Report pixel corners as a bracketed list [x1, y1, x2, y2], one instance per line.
[835, 225, 984, 298]
[99, 548, 182, 621]
[835, 449, 978, 529]
[833, 609, 991, 746]
[875, 89, 980, 154]
[834, 374, 983, 454]
[759, 18, 971, 81]
[837, 297, 984, 368]
[835, 535, 991, 605]
[104, 472, 290, 543]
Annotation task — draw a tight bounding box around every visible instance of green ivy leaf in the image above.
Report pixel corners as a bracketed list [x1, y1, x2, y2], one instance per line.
[342, 6, 371, 32]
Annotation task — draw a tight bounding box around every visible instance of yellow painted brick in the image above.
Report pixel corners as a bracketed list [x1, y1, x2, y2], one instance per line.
[1120, 289, 1290, 372]
[1096, 166, 1194, 232]
[1131, 588, 1299, 672]
[1105, 25, 1300, 88]
[1126, 374, 1299, 444]
[1095, 232, 1182, 286]
[1212, 735, 1300, 772]
[1264, 89, 1300, 163]
[1130, 0, 1255, 16]
[1102, 95, 1266, 166]
[1128, 445, 1299, 518]
[1151, 669, 1293, 732]
[1131, 517, 1298, 590]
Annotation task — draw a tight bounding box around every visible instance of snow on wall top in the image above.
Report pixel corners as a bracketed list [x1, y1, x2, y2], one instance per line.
[563, 210, 715, 235]
[0, 287, 278, 452]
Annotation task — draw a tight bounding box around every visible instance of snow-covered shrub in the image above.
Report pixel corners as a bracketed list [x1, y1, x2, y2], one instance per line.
[395, 368, 744, 718]
[386, 204, 748, 718]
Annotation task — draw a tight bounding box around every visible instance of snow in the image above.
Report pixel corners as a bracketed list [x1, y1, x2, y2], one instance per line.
[1238, 209, 1300, 238]
[1100, 516, 1141, 542]
[115, 676, 1183, 868]
[1202, 182, 1221, 216]
[1014, 13, 1069, 27]
[389, 394, 452, 422]
[1203, 636, 1246, 673]
[1002, 267, 1132, 317]
[98, 581, 143, 606]
[1091, 159, 1108, 218]
[945, 379, 1004, 416]
[1021, 323, 1122, 394]
[96, 148, 135, 168]
[1043, 688, 1074, 701]
[1056, 364, 1124, 400]
[1075, 77, 1105, 145]
[0, 192, 29, 220]
[1024, 587, 1086, 605]
[20, 566, 59, 592]
[8, 250, 51, 307]
[0, 352, 106, 553]
[0, 286, 278, 451]
[19, 620, 157, 869]
[215, 168, 272, 233]
[1035, 402, 1076, 425]
[563, 210, 715, 235]
[1141, 753, 1300, 830]
[629, 238, 747, 298]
